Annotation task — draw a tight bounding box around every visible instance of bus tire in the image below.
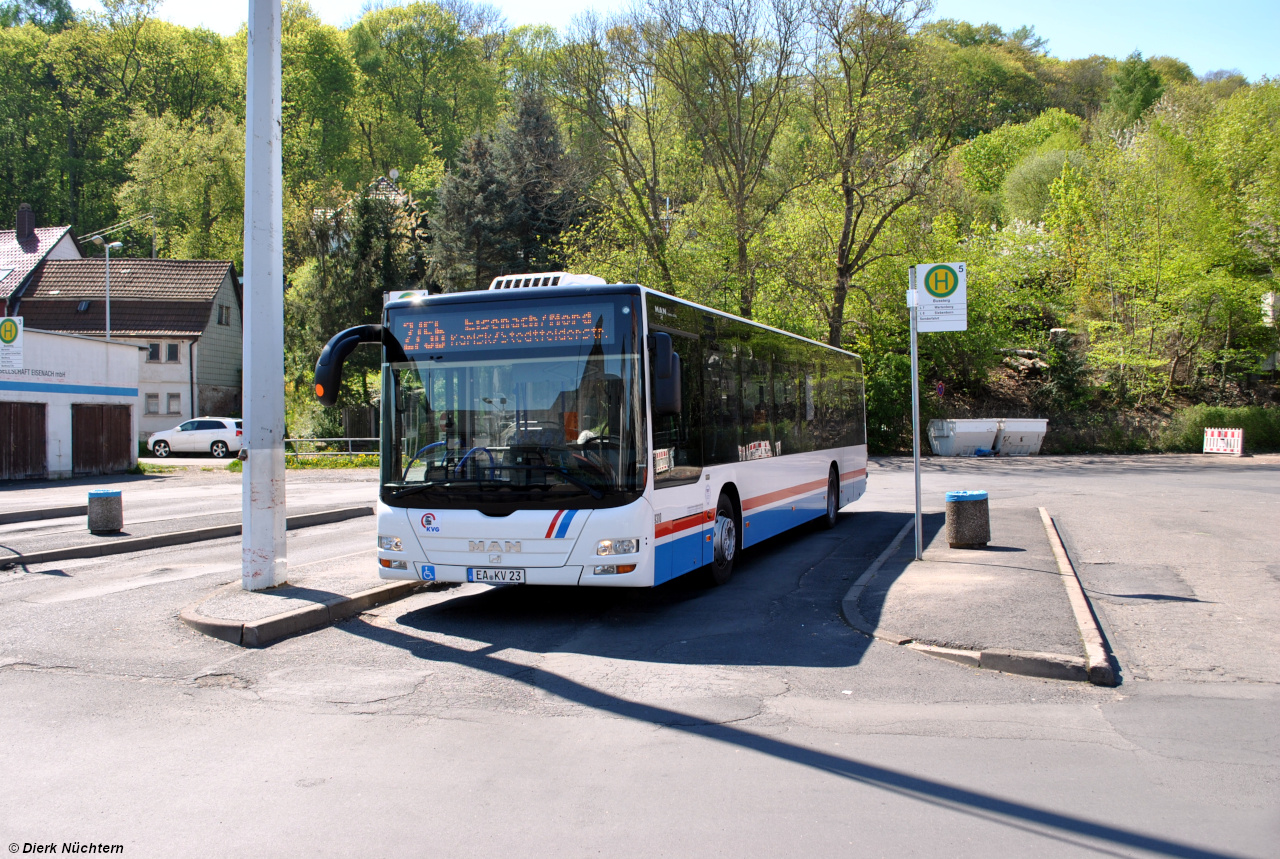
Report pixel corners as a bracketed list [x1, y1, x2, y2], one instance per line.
[822, 467, 839, 529]
[707, 492, 738, 586]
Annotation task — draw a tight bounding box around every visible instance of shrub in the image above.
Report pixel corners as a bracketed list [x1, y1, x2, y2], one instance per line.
[1159, 405, 1280, 452]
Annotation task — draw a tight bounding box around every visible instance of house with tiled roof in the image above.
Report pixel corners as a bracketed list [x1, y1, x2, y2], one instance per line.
[0, 204, 83, 315]
[12, 257, 242, 439]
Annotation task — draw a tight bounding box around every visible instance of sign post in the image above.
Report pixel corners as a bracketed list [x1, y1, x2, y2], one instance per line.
[908, 262, 968, 560]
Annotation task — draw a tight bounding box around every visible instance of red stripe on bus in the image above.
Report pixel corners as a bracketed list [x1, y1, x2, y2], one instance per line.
[545, 509, 565, 539]
[742, 468, 867, 513]
[742, 478, 827, 512]
[655, 511, 708, 539]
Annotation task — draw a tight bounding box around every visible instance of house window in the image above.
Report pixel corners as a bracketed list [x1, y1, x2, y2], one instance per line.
[166, 343, 180, 363]
[166, 393, 182, 414]
[147, 343, 161, 362]
[217, 304, 231, 326]
[145, 393, 160, 414]
[76, 300, 90, 313]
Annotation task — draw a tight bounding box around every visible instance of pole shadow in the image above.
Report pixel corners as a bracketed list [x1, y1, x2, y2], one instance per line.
[336, 612, 1242, 859]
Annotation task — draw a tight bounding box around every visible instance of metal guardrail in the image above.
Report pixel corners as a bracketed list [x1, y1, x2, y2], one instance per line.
[284, 438, 379, 456]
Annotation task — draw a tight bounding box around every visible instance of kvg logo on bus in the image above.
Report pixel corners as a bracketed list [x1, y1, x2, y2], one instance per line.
[420, 512, 441, 533]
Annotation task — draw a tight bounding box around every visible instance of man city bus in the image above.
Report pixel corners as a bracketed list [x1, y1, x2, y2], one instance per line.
[313, 272, 867, 588]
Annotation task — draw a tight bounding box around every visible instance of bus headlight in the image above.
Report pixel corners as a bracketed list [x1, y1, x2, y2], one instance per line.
[596, 538, 639, 555]
[378, 535, 403, 552]
[379, 558, 407, 570]
[594, 564, 637, 575]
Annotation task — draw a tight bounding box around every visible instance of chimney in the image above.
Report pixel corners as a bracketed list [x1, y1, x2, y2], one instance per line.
[15, 203, 35, 242]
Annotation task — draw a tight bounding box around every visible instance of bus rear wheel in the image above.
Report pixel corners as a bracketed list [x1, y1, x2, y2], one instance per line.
[822, 467, 839, 529]
[706, 493, 738, 586]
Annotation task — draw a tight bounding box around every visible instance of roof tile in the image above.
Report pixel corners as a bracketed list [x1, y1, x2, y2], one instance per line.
[0, 226, 73, 298]
[24, 258, 234, 301]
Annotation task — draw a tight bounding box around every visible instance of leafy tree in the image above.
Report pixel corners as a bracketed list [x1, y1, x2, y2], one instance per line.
[118, 109, 245, 263]
[0, 0, 73, 31]
[347, 2, 501, 173]
[653, 0, 803, 318]
[803, 0, 961, 347]
[556, 9, 697, 293]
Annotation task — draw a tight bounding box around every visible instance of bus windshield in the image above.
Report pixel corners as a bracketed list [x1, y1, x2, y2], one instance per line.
[381, 294, 647, 512]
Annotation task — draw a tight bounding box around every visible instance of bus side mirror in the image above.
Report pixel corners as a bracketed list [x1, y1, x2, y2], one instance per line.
[314, 324, 382, 407]
[653, 353, 682, 417]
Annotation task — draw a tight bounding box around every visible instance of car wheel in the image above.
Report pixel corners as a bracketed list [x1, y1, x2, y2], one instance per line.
[211, 441, 229, 458]
[822, 467, 839, 529]
[152, 440, 170, 458]
[705, 492, 738, 586]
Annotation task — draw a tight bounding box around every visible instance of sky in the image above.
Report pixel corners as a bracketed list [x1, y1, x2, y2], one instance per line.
[72, 0, 1278, 81]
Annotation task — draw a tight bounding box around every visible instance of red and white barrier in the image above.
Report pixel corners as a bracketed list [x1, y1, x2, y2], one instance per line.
[1203, 427, 1243, 456]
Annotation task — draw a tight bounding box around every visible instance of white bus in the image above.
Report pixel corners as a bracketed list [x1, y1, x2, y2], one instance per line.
[313, 273, 867, 588]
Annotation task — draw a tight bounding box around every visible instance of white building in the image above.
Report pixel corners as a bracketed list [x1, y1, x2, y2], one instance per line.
[0, 328, 139, 479]
[11, 259, 242, 439]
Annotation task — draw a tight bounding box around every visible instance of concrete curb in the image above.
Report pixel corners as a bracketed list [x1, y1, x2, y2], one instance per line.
[839, 514, 1102, 684]
[0, 506, 374, 568]
[180, 580, 422, 648]
[0, 504, 88, 526]
[1039, 508, 1118, 687]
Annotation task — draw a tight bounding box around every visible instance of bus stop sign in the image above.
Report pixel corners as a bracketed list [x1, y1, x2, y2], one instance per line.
[916, 263, 967, 332]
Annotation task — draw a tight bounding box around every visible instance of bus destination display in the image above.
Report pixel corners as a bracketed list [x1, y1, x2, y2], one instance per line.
[394, 304, 615, 353]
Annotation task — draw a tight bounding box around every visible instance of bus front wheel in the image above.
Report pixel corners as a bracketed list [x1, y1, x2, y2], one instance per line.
[707, 493, 738, 586]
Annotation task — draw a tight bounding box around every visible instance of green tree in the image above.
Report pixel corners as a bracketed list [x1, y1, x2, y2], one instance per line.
[0, 0, 73, 31]
[1105, 51, 1164, 125]
[117, 109, 245, 263]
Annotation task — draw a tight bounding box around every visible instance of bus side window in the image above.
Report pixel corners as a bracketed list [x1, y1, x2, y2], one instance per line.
[651, 335, 703, 486]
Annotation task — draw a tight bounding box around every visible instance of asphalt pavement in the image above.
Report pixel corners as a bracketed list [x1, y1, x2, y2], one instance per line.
[0, 455, 1276, 858]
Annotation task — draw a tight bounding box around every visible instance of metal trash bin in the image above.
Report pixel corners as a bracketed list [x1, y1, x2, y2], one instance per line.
[927, 419, 1001, 456]
[993, 418, 1048, 456]
[945, 490, 989, 549]
[88, 489, 123, 534]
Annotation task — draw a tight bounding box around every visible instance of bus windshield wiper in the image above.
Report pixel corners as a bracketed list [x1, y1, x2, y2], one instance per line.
[494, 464, 604, 499]
[388, 479, 491, 499]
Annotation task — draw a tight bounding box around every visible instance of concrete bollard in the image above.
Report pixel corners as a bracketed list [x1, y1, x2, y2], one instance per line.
[945, 490, 989, 549]
[88, 489, 123, 534]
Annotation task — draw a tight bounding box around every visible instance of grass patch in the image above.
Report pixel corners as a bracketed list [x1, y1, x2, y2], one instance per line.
[131, 462, 182, 475]
[225, 455, 378, 471]
[286, 454, 379, 469]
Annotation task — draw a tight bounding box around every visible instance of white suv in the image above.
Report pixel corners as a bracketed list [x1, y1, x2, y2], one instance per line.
[149, 417, 243, 458]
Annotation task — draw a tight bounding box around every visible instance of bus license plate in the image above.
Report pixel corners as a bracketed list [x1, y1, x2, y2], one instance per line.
[467, 568, 526, 584]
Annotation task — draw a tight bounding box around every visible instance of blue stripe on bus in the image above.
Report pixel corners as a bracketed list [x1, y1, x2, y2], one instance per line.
[554, 508, 578, 539]
[654, 527, 707, 585]
[741, 492, 826, 548]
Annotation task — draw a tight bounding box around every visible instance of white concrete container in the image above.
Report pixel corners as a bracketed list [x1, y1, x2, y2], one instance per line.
[994, 418, 1048, 456]
[926, 419, 1000, 456]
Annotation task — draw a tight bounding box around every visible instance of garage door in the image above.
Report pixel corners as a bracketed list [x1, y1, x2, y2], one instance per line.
[72, 403, 132, 476]
[0, 401, 47, 480]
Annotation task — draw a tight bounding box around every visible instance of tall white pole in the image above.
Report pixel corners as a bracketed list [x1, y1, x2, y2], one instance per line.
[103, 244, 111, 341]
[241, 0, 286, 590]
[909, 267, 923, 560]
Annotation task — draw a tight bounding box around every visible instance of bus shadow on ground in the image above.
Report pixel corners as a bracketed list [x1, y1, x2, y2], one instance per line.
[388, 508, 917, 669]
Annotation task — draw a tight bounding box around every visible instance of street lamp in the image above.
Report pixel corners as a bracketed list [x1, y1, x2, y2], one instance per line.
[90, 236, 123, 340]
